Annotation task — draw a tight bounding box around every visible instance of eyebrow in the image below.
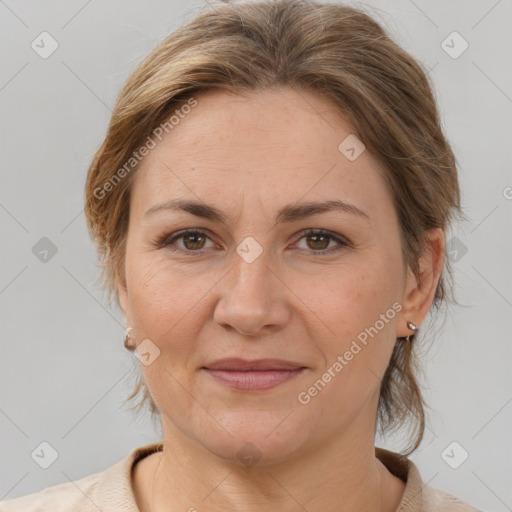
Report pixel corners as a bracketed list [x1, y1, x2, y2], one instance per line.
[144, 198, 371, 225]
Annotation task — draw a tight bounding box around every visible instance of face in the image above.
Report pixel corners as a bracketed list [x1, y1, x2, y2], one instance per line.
[118, 87, 439, 465]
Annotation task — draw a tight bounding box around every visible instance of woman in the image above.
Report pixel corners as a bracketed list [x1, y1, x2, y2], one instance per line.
[0, 0, 482, 510]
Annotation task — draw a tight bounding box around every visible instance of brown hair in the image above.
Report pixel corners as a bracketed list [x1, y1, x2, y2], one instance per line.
[84, 0, 465, 455]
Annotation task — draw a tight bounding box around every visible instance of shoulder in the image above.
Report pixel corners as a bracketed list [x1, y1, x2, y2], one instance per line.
[375, 447, 482, 512]
[0, 443, 163, 512]
[421, 485, 483, 511]
[0, 471, 102, 512]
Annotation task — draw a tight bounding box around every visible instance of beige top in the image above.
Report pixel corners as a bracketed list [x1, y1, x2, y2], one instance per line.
[0, 443, 481, 511]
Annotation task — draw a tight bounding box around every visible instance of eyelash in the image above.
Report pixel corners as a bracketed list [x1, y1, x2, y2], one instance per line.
[154, 228, 350, 256]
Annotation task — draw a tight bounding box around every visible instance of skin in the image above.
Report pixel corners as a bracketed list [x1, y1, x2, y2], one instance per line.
[118, 87, 444, 512]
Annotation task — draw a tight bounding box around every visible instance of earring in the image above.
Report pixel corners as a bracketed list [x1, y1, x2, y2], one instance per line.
[404, 321, 418, 342]
[124, 327, 136, 352]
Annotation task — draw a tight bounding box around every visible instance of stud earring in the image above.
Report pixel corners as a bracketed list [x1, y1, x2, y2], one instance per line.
[124, 327, 136, 351]
[404, 321, 418, 342]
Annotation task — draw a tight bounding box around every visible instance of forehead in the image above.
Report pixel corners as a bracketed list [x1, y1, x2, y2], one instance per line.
[150, 87, 362, 162]
[131, 87, 394, 222]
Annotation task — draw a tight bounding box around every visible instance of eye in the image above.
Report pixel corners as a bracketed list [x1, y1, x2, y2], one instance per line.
[293, 229, 350, 254]
[156, 230, 216, 252]
[155, 228, 350, 256]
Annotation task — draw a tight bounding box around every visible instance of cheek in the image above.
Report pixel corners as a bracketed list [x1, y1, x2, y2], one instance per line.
[302, 259, 401, 402]
[303, 257, 400, 333]
[126, 243, 402, 348]
[128, 258, 206, 341]
[125, 258, 209, 409]
[127, 240, 193, 307]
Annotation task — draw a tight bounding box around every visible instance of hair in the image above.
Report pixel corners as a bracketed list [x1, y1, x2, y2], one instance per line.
[84, 0, 465, 455]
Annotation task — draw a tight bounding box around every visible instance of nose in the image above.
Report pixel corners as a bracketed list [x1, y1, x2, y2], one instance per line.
[213, 250, 290, 336]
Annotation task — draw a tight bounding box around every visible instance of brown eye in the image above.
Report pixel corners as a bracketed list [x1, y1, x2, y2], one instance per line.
[305, 233, 330, 251]
[181, 232, 207, 251]
[158, 230, 214, 252]
[157, 228, 349, 256]
[295, 229, 349, 255]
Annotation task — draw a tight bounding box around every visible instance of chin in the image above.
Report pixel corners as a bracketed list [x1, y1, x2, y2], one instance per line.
[193, 409, 316, 468]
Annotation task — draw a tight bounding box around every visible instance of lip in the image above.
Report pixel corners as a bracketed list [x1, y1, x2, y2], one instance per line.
[203, 358, 305, 371]
[201, 358, 307, 391]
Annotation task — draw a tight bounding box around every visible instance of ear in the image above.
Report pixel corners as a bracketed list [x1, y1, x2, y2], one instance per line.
[397, 228, 445, 338]
[117, 278, 129, 317]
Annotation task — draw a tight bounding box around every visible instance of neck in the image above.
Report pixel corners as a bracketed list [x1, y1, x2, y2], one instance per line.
[146, 423, 389, 512]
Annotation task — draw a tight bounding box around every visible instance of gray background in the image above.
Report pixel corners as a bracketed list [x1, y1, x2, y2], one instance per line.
[0, 0, 511, 510]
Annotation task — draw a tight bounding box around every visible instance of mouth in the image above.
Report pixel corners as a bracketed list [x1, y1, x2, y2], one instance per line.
[201, 358, 307, 391]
